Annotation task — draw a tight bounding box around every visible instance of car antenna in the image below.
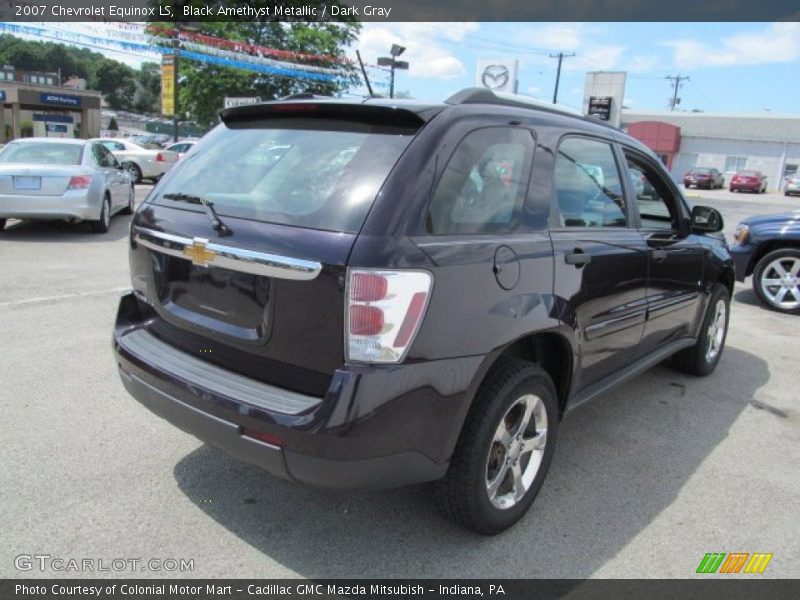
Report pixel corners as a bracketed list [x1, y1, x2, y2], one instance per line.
[356, 50, 375, 98]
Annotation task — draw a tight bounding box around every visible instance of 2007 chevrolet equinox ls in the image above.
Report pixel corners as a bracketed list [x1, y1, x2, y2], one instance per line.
[114, 88, 733, 534]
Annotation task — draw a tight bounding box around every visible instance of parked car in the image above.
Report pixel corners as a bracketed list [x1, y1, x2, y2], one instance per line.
[683, 167, 725, 189]
[730, 170, 767, 193]
[784, 176, 800, 197]
[92, 138, 178, 183]
[0, 138, 134, 234]
[113, 88, 733, 534]
[730, 211, 800, 314]
[164, 140, 197, 159]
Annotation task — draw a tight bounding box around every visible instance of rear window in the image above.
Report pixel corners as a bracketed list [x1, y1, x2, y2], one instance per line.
[153, 118, 417, 233]
[739, 170, 758, 176]
[0, 142, 82, 165]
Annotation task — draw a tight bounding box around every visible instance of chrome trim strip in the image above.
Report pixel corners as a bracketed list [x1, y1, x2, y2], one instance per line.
[134, 227, 322, 281]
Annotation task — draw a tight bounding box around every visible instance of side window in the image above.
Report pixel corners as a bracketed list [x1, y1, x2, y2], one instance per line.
[427, 127, 533, 235]
[554, 137, 626, 228]
[99, 145, 120, 168]
[90, 143, 104, 166]
[624, 153, 680, 231]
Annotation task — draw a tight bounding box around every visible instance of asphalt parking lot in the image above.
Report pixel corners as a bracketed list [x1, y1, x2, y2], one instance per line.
[1, 185, 798, 579]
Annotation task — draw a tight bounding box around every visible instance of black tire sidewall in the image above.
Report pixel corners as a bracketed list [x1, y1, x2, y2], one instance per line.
[462, 364, 559, 533]
[753, 249, 800, 315]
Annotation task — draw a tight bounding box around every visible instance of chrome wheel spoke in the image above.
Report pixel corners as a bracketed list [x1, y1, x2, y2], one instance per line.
[775, 287, 788, 303]
[761, 278, 782, 286]
[493, 421, 512, 447]
[521, 429, 547, 454]
[773, 263, 789, 278]
[486, 393, 549, 510]
[790, 261, 800, 277]
[511, 463, 525, 501]
[487, 461, 510, 498]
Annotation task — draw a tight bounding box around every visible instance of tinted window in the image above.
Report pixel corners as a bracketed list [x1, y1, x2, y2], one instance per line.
[153, 118, 417, 234]
[624, 154, 678, 231]
[427, 127, 533, 235]
[0, 142, 82, 165]
[97, 144, 119, 168]
[554, 137, 626, 228]
[101, 141, 125, 152]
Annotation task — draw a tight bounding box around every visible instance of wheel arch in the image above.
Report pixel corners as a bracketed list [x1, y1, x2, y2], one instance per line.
[747, 240, 800, 277]
[442, 329, 575, 464]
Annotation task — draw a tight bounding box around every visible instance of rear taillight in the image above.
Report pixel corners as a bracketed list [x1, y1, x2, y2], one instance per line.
[156, 152, 166, 162]
[67, 175, 91, 189]
[346, 269, 433, 363]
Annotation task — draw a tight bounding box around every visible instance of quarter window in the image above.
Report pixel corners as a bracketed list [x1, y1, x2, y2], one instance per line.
[624, 154, 679, 231]
[554, 137, 626, 228]
[427, 127, 533, 235]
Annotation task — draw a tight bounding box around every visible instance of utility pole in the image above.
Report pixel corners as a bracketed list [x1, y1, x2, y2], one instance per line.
[666, 75, 689, 111]
[549, 52, 575, 104]
[173, 28, 180, 142]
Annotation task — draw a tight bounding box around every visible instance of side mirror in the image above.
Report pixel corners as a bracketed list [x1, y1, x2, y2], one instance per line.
[690, 205, 723, 233]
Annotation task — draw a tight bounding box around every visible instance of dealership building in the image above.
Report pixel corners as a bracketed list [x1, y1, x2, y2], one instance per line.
[575, 71, 800, 190]
[620, 110, 800, 190]
[0, 67, 102, 141]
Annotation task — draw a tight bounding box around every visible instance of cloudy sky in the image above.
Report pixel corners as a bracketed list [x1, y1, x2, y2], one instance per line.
[353, 22, 800, 113]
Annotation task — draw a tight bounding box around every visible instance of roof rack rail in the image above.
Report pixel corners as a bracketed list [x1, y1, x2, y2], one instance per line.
[445, 87, 587, 119]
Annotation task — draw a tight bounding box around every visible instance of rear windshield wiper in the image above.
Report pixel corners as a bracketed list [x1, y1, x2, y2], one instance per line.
[162, 193, 233, 237]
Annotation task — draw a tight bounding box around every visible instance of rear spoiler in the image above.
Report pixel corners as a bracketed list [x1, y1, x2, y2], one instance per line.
[219, 101, 434, 129]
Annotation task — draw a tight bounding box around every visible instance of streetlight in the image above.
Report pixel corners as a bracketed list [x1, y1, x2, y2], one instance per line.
[377, 44, 409, 99]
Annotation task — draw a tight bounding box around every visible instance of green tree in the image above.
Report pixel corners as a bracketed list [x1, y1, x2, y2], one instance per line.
[148, 5, 361, 127]
[108, 116, 119, 131]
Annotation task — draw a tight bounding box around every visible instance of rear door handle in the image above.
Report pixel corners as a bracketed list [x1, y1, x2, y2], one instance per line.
[565, 248, 591, 266]
[651, 248, 668, 263]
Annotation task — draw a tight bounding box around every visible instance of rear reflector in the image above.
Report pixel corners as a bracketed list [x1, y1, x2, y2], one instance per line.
[346, 269, 433, 364]
[67, 175, 91, 190]
[242, 428, 283, 447]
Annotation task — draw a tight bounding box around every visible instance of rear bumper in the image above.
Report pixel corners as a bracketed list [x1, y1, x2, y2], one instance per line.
[113, 292, 480, 489]
[0, 190, 99, 220]
[730, 183, 760, 191]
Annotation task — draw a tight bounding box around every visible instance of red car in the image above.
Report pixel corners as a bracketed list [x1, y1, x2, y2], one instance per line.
[683, 167, 724, 189]
[730, 170, 767, 193]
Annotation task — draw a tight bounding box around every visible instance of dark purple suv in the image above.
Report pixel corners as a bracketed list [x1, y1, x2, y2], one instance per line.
[114, 89, 734, 534]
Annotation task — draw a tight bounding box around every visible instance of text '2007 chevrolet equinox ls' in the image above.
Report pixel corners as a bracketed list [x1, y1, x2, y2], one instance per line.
[113, 88, 734, 534]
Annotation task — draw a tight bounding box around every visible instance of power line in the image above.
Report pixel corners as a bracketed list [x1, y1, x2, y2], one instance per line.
[665, 74, 690, 111]
[549, 52, 575, 104]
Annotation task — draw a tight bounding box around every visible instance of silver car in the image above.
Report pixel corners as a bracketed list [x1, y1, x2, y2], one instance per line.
[0, 138, 134, 233]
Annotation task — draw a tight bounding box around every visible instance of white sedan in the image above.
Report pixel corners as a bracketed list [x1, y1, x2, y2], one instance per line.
[92, 137, 178, 184]
[0, 138, 134, 234]
[164, 140, 197, 159]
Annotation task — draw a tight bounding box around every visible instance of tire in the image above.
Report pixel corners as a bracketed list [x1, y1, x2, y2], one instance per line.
[0, 218, 6, 232]
[90, 196, 111, 233]
[752, 248, 800, 315]
[120, 184, 135, 215]
[122, 162, 142, 184]
[671, 285, 730, 376]
[435, 358, 558, 535]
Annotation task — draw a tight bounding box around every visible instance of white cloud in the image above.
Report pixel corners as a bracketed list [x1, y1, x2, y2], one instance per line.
[353, 23, 478, 81]
[526, 85, 542, 96]
[662, 22, 800, 69]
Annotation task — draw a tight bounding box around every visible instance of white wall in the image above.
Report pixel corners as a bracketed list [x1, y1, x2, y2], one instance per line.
[670, 136, 800, 190]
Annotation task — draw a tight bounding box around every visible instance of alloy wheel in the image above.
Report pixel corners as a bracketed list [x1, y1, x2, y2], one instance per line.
[705, 299, 727, 363]
[759, 257, 800, 310]
[485, 394, 548, 510]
